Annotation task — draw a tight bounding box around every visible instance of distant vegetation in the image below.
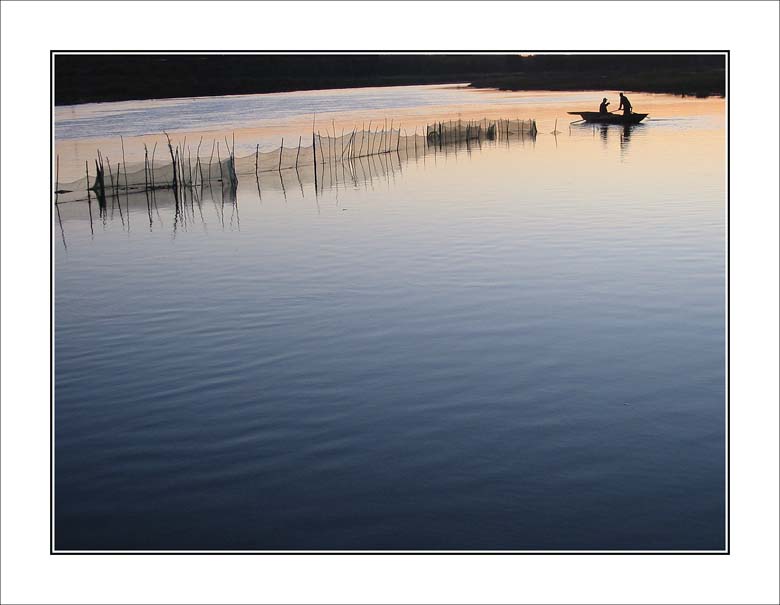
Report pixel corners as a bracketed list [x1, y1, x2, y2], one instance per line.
[469, 54, 725, 98]
[54, 54, 725, 106]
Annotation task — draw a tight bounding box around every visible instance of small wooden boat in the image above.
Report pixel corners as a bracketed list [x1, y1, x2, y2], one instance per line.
[567, 111, 648, 124]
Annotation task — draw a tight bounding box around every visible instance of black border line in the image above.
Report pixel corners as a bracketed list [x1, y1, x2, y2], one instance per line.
[50, 50, 730, 555]
[53, 49, 730, 53]
[725, 49, 730, 557]
[50, 50, 55, 560]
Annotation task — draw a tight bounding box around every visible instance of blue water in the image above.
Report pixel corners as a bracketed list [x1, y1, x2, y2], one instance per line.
[54, 91, 726, 551]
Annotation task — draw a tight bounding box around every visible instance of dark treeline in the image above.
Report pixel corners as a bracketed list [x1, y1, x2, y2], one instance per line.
[54, 54, 725, 106]
[471, 54, 725, 98]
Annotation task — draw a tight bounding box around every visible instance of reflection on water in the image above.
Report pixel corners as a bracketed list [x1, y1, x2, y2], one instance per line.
[54, 89, 726, 551]
[620, 123, 634, 149]
[56, 127, 540, 241]
[588, 123, 638, 158]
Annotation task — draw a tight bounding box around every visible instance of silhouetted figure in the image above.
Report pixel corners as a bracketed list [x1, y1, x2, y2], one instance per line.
[599, 97, 610, 113]
[618, 92, 633, 115]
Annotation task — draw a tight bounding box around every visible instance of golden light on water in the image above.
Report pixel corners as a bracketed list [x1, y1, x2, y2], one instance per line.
[54, 87, 724, 185]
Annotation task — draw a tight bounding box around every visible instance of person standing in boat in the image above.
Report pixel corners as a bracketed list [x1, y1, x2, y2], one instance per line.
[618, 92, 633, 115]
[599, 97, 610, 114]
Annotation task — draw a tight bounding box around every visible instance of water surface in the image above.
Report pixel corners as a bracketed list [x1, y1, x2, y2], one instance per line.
[54, 86, 726, 551]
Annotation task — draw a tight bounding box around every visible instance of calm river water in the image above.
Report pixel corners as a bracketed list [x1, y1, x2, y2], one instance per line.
[54, 85, 726, 551]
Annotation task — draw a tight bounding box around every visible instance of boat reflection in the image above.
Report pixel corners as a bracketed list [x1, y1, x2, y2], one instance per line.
[572, 121, 641, 157]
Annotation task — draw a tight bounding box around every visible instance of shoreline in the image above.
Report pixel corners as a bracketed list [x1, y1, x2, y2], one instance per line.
[468, 69, 725, 99]
[55, 72, 725, 107]
[54, 55, 725, 106]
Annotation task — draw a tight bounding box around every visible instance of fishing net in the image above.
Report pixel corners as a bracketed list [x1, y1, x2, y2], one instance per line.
[54, 119, 537, 204]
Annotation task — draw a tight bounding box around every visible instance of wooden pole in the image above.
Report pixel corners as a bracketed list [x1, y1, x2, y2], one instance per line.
[217, 141, 223, 182]
[347, 128, 354, 161]
[120, 135, 129, 192]
[143, 144, 149, 192]
[388, 120, 393, 153]
[207, 139, 215, 182]
[94, 159, 102, 197]
[150, 142, 157, 190]
[85, 161, 94, 235]
[187, 148, 193, 188]
[175, 148, 182, 197]
[312, 131, 318, 190]
[164, 132, 178, 190]
[195, 137, 203, 186]
[106, 158, 115, 194]
[143, 146, 152, 222]
[362, 121, 371, 158]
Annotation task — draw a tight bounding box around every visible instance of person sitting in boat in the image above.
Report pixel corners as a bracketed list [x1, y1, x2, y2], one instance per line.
[618, 92, 633, 115]
[599, 98, 610, 113]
